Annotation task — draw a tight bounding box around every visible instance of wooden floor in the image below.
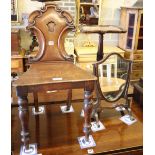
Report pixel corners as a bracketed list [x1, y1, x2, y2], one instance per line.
[11, 90, 143, 155]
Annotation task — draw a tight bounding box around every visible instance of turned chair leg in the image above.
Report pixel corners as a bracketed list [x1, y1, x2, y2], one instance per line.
[66, 89, 72, 111]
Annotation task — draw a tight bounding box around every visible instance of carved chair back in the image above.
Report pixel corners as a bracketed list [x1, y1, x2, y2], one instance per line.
[27, 3, 75, 63]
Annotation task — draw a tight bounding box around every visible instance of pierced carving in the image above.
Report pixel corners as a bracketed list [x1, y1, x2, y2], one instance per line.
[46, 21, 56, 32]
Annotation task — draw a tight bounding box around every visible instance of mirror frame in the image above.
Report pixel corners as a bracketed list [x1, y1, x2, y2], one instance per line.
[93, 52, 132, 102]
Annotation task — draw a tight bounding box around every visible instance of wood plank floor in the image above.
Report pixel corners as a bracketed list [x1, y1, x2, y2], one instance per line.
[11, 94, 143, 155]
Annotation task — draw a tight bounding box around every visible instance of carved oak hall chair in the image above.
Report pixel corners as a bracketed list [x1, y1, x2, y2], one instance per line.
[92, 52, 134, 126]
[13, 4, 97, 151]
[27, 3, 75, 112]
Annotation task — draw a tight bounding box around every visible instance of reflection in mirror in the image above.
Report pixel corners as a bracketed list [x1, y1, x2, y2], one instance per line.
[96, 53, 130, 102]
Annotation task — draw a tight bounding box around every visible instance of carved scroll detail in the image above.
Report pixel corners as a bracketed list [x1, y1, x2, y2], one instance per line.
[46, 21, 56, 32]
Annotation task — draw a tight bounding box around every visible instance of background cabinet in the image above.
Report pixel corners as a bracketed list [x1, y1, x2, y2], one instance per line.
[11, 55, 24, 73]
[11, 29, 21, 55]
[11, 29, 24, 74]
[76, 0, 100, 29]
[119, 7, 143, 81]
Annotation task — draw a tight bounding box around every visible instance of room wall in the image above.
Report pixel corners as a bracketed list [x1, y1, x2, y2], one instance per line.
[16, 0, 76, 53]
[13, 0, 137, 53]
[99, 0, 137, 45]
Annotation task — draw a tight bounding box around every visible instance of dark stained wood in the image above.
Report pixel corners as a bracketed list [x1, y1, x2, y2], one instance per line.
[25, 2, 76, 115]
[66, 89, 72, 111]
[12, 3, 97, 151]
[16, 87, 29, 150]
[80, 25, 126, 60]
[12, 62, 96, 150]
[27, 3, 75, 63]
[83, 90, 93, 141]
[11, 98, 143, 155]
[12, 63, 96, 87]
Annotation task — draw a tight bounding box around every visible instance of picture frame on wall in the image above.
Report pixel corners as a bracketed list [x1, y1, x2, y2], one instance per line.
[11, 0, 18, 22]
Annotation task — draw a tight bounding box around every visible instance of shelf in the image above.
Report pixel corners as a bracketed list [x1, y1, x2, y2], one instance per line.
[78, 0, 99, 26]
[80, 2, 99, 6]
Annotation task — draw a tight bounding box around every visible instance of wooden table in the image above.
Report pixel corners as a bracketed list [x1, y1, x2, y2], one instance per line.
[80, 25, 126, 61]
[12, 62, 97, 150]
[74, 45, 125, 78]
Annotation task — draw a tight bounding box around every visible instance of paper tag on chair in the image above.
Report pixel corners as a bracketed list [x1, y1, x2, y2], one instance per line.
[120, 114, 137, 125]
[91, 121, 105, 132]
[52, 77, 63, 80]
[48, 40, 54, 46]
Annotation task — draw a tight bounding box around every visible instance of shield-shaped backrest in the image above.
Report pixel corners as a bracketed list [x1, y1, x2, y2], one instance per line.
[27, 3, 75, 62]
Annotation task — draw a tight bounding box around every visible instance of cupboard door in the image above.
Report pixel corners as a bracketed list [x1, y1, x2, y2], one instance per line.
[135, 10, 143, 52]
[126, 10, 138, 51]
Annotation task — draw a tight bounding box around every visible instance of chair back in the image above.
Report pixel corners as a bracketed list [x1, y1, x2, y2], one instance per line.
[27, 3, 75, 63]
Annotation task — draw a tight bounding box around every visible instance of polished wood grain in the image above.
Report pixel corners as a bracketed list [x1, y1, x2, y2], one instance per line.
[27, 3, 74, 63]
[12, 62, 96, 150]
[13, 62, 96, 87]
[13, 3, 97, 148]
[11, 98, 143, 155]
[12, 3, 97, 151]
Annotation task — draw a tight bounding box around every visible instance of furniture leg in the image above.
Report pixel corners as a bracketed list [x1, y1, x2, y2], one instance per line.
[66, 89, 72, 111]
[97, 33, 104, 61]
[33, 91, 39, 112]
[83, 90, 93, 141]
[17, 89, 30, 150]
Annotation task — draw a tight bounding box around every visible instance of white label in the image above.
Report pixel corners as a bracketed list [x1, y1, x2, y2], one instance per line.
[78, 135, 96, 149]
[91, 121, 105, 132]
[52, 77, 63, 81]
[115, 107, 126, 112]
[120, 114, 137, 125]
[48, 40, 54, 46]
[46, 90, 58, 93]
[88, 149, 94, 154]
[60, 105, 74, 113]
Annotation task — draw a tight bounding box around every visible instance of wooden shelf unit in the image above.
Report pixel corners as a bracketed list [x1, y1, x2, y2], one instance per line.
[77, 0, 99, 26]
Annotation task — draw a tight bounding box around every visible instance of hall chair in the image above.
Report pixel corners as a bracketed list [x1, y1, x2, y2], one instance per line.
[26, 3, 75, 113]
[92, 52, 134, 126]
